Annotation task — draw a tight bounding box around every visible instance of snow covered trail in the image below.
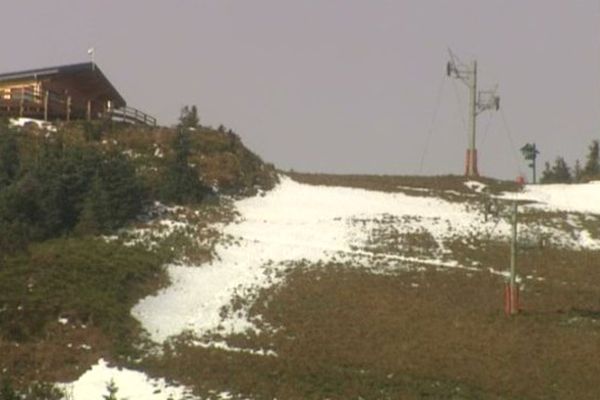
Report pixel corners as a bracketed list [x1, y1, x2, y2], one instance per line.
[506, 181, 600, 214]
[132, 178, 600, 343]
[66, 178, 600, 399]
[132, 177, 510, 342]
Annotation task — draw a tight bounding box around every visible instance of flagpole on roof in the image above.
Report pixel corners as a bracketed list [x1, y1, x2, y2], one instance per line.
[88, 47, 95, 71]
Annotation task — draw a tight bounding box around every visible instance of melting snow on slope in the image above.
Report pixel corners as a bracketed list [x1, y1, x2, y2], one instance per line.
[133, 177, 512, 342]
[9, 117, 57, 132]
[60, 359, 199, 400]
[508, 181, 600, 214]
[133, 177, 600, 343]
[464, 180, 487, 193]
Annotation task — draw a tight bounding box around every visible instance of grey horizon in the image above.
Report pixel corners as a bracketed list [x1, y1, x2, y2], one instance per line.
[2, 0, 599, 180]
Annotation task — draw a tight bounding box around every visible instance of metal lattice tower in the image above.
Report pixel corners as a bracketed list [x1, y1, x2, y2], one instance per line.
[447, 50, 500, 177]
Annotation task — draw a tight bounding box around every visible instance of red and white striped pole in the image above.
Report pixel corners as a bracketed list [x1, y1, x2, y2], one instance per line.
[504, 201, 519, 316]
[504, 280, 519, 316]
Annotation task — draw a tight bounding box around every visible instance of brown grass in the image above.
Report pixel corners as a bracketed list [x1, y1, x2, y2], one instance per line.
[136, 175, 600, 399]
[0, 322, 111, 386]
[141, 256, 600, 399]
[287, 172, 520, 197]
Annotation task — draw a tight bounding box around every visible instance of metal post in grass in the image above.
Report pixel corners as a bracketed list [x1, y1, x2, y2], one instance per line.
[506, 201, 519, 315]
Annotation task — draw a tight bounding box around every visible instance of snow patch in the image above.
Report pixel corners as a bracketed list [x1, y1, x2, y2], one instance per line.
[464, 180, 487, 193]
[133, 177, 511, 342]
[505, 181, 600, 214]
[60, 358, 198, 400]
[9, 117, 56, 132]
[134, 177, 600, 345]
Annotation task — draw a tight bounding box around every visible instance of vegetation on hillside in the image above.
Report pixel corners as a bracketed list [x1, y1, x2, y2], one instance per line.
[540, 139, 600, 183]
[0, 109, 277, 254]
[0, 109, 277, 392]
[0, 238, 163, 343]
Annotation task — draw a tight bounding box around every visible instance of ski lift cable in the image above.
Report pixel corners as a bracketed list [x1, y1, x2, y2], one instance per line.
[450, 77, 468, 141]
[499, 108, 525, 177]
[418, 74, 447, 174]
[480, 111, 494, 147]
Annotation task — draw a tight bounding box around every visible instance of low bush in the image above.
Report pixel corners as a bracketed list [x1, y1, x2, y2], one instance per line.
[0, 238, 165, 351]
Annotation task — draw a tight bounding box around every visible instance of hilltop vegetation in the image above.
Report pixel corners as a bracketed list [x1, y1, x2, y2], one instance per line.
[540, 139, 600, 183]
[0, 109, 277, 390]
[3, 109, 600, 399]
[0, 110, 277, 253]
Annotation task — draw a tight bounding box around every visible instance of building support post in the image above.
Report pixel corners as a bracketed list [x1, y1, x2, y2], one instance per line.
[66, 96, 71, 122]
[86, 100, 91, 121]
[43, 91, 49, 121]
[19, 87, 24, 118]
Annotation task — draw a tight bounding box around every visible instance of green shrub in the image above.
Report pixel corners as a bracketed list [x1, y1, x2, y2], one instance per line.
[0, 238, 164, 349]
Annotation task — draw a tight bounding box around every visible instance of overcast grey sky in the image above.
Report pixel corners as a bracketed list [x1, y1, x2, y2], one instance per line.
[3, 1, 600, 179]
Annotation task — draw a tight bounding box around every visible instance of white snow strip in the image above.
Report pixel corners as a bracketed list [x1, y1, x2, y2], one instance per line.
[9, 117, 57, 132]
[60, 359, 198, 400]
[191, 340, 278, 357]
[134, 177, 600, 344]
[464, 180, 487, 193]
[133, 177, 513, 342]
[396, 185, 430, 192]
[503, 181, 600, 214]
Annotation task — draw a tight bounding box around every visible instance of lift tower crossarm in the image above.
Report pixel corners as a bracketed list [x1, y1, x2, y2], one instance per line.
[447, 49, 500, 177]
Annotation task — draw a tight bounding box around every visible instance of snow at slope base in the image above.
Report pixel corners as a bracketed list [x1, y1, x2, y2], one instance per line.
[60, 359, 200, 400]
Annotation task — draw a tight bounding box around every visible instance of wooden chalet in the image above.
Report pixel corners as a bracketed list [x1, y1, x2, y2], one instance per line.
[0, 62, 155, 125]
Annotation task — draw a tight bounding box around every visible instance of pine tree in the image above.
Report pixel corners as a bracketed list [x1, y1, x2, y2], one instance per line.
[99, 152, 144, 230]
[0, 131, 19, 189]
[161, 128, 206, 204]
[75, 174, 110, 235]
[574, 159, 583, 182]
[583, 139, 600, 179]
[103, 379, 120, 400]
[540, 162, 552, 183]
[540, 157, 572, 184]
[178, 105, 200, 130]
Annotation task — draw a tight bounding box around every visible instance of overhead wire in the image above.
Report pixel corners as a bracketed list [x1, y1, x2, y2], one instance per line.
[499, 108, 525, 177]
[450, 77, 468, 141]
[418, 74, 447, 174]
[479, 111, 494, 147]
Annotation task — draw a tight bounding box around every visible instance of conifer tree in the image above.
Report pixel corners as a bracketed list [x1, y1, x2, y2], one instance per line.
[161, 128, 206, 203]
[0, 131, 19, 189]
[574, 159, 583, 182]
[541, 157, 572, 183]
[99, 152, 144, 230]
[103, 379, 120, 400]
[583, 139, 599, 179]
[75, 174, 110, 235]
[178, 105, 200, 130]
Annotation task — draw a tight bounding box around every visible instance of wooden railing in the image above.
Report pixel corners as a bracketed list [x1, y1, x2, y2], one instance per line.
[104, 106, 157, 126]
[0, 86, 156, 126]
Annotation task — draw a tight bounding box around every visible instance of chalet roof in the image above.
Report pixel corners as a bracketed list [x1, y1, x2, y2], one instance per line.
[0, 62, 126, 108]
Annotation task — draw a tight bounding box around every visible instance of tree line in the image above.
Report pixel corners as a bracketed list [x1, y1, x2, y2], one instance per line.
[0, 106, 210, 256]
[539, 140, 600, 184]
